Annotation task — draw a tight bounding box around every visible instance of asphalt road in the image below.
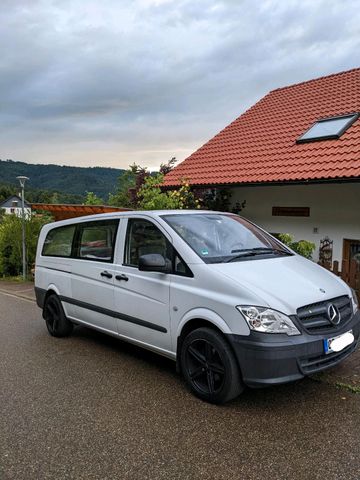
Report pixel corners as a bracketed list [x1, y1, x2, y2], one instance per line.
[1, 291, 360, 480]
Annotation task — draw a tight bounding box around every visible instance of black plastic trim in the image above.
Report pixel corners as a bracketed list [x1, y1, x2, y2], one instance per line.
[34, 287, 47, 308]
[227, 310, 360, 387]
[59, 295, 167, 333]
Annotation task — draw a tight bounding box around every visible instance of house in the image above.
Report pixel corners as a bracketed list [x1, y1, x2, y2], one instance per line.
[164, 68, 360, 268]
[0, 195, 31, 217]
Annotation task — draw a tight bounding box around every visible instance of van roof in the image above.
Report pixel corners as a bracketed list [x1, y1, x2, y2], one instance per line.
[44, 209, 228, 227]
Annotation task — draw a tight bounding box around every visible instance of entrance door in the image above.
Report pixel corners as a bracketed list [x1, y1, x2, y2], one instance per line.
[343, 239, 360, 268]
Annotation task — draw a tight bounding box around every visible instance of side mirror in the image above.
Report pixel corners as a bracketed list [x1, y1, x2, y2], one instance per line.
[138, 254, 171, 273]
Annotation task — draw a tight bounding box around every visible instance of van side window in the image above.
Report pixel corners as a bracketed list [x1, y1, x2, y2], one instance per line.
[42, 225, 76, 257]
[75, 220, 119, 262]
[125, 219, 171, 267]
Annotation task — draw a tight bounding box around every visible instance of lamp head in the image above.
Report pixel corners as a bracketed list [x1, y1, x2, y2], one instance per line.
[16, 176, 29, 188]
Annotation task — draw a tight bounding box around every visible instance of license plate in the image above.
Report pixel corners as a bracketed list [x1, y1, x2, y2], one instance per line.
[324, 330, 354, 355]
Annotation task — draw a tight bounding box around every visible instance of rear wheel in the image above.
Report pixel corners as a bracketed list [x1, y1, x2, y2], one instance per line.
[43, 294, 73, 337]
[180, 327, 244, 404]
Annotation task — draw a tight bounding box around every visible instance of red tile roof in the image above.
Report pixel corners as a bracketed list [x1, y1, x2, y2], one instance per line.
[164, 68, 360, 187]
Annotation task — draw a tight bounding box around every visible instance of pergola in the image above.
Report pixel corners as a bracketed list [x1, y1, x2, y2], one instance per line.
[30, 203, 132, 221]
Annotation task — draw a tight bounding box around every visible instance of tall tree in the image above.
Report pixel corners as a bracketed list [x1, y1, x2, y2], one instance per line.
[84, 191, 104, 205]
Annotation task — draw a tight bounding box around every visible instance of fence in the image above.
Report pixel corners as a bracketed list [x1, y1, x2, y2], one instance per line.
[319, 259, 360, 302]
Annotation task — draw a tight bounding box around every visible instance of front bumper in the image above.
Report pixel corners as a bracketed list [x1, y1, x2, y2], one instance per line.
[227, 310, 360, 388]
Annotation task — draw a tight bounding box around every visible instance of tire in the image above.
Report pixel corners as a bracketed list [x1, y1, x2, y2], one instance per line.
[180, 327, 244, 404]
[43, 294, 73, 337]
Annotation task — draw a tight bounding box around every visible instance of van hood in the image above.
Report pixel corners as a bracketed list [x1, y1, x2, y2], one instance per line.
[209, 254, 350, 315]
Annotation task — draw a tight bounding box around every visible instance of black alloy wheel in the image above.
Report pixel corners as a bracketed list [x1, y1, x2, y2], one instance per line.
[44, 294, 73, 337]
[181, 327, 243, 404]
[186, 339, 226, 396]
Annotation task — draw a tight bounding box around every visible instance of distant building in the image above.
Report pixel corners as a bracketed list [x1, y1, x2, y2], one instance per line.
[0, 195, 31, 217]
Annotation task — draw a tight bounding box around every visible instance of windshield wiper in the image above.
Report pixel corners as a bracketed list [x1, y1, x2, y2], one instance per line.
[226, 247, 292, 262]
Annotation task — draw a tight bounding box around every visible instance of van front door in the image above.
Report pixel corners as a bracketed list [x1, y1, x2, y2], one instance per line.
[113, 218, 172, 353]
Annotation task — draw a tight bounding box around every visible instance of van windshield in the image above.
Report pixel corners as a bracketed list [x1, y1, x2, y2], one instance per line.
[162, 213, 292, 264]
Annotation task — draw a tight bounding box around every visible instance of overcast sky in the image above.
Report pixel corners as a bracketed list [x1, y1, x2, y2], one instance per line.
[0, 0, 359, 171]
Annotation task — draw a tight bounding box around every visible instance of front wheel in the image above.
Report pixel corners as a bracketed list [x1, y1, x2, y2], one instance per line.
[43, 294, 73, 337]
[180, 327, 244, 404]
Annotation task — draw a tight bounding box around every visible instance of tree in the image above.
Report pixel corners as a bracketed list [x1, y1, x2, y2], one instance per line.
[108, 164, 139, 208]
[84, 191, 103, 205]
[0, 184, 14, 203]
[0, 213, 53, 277]
[109, 158, 205, 210]
[159, 157, 177, 175]
[136, 173, 177, 210]
[137, 175, 201, 210]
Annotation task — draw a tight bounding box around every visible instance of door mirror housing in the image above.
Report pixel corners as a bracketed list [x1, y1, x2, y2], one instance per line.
[138, 254, 171, 273]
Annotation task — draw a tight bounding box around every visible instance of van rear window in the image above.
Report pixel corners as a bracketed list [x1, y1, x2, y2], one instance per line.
[42, 225, 76, 257]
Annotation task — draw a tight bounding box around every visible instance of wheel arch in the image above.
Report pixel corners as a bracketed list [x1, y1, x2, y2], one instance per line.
[175, 309, 232, 373]
[44, 285, 61, 302]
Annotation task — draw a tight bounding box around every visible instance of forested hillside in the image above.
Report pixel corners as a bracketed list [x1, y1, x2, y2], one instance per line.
[0, 159, 124, 199]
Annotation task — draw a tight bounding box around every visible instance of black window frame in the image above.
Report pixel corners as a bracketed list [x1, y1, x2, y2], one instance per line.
[123, 218, 193, 277]
[73, 219, 120, 264]
[296, 113, 359, 144]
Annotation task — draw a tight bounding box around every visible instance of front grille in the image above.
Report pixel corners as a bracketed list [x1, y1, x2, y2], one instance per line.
[296, 296, 353, 334]
[299, 343, 355, 375]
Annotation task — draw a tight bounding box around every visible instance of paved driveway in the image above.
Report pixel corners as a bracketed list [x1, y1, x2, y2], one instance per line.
[1, 291, 359, 480]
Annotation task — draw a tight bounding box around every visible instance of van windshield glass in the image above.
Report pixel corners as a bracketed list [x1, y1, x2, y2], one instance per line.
[162, 214, 291, 263]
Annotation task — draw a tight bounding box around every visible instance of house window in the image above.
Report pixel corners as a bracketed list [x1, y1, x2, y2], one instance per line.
[296, 113, 359, 143]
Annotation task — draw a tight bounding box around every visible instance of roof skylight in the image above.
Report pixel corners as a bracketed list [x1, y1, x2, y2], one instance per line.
[297, 113, 359, 143]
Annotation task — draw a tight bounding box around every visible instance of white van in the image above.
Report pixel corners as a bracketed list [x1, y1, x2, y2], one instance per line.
[35, 211, 360, 404]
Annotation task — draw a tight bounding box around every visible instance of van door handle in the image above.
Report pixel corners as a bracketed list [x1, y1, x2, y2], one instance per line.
[101, 271, 113, 279]
[115, 274, 129, 282]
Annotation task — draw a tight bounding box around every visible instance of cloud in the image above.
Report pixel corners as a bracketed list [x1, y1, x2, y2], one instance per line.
[0, 0, 359, 170]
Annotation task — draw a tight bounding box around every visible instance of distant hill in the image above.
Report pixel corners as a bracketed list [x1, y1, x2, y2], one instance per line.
[0, 159, 124, 200]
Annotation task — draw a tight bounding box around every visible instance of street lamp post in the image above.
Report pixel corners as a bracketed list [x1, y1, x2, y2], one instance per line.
[16, 176, 29, 281]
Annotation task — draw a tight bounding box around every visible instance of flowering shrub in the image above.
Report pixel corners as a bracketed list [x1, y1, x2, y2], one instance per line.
[137, 176, 201, 210]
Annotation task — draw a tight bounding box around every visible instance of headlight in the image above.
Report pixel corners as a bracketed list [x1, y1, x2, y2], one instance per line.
[350, 288, 359, 314]
[237, 306, 300, 336]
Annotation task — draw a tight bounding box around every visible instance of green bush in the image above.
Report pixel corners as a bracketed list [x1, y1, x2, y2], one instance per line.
[276, 233, 316, 259]
[0, 214, 52, 277]
[137, 175, 201, 210]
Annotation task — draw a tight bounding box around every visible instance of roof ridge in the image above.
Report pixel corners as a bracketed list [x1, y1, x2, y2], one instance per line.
[270, 67, 360, 93]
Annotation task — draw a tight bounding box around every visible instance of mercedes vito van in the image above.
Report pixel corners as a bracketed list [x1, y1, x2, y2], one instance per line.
[35, 211, 360, 404]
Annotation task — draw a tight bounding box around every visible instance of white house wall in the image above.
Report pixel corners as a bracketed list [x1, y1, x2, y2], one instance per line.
[1, 207, 32, 218]
[230, 182, 360, 263]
